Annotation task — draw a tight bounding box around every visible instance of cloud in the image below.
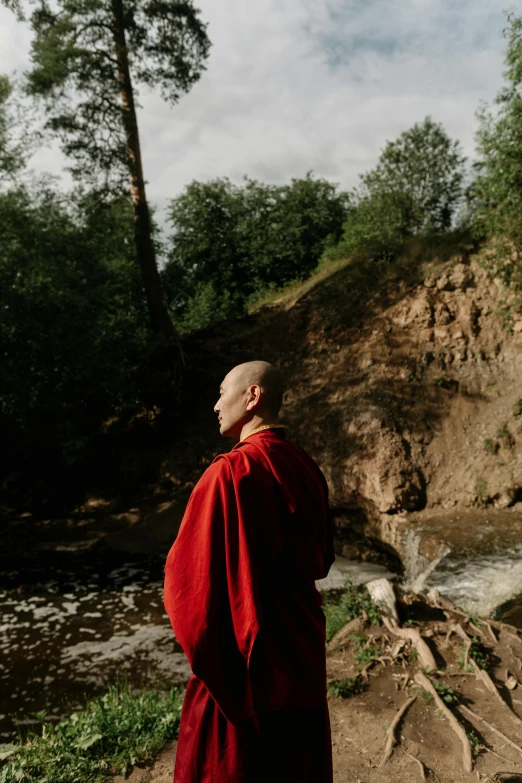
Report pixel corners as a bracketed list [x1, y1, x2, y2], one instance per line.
[0, 0, 508, 222]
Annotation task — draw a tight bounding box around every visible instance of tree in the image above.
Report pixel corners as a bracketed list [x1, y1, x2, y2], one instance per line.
[361, 117, 465, 234]
[474, 12, 522, 289]
[326, 117, 465, 263]
[165, 177, 247, 326]
[0, 74, 38, 182]
[163, 173, 349, 331]
[0, 185, 150, 471]
[243, 173, 349, 286]
[3, 0, 211, 346]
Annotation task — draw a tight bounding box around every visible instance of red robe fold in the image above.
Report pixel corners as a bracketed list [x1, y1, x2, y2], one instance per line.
[164, 429, 335, 783]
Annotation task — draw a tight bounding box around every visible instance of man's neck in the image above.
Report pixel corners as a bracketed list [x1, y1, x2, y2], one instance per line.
[239, 417, 279, 442]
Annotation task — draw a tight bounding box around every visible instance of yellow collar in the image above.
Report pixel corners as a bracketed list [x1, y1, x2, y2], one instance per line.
[241, 424, 285, 441]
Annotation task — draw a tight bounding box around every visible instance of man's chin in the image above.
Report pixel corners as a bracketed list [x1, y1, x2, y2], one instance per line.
[219, 423, 240, 439]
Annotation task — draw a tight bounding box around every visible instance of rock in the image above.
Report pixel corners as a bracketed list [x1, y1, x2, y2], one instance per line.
[494, 487, 517, 509]
[450, 263, 474, 290]
[436, 264, 474, 291]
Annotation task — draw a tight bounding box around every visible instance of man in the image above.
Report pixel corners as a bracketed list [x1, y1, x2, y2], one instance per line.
[164, 360, 334, 782]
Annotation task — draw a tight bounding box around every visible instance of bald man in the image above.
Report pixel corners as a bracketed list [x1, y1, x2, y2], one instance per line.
[164, 361, 334, 783]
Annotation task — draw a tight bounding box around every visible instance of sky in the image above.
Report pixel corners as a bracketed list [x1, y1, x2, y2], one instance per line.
[0, 0, 509, 219]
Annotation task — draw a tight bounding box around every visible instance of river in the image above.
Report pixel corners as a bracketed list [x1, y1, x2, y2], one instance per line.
[0, 552, 190, 743]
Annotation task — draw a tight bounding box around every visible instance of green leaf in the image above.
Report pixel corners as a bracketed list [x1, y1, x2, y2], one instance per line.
[0, 743, 20, 761]
[75, 732, 103, 749]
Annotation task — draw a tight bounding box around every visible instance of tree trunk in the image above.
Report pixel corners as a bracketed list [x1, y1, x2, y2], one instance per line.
[111, 0, 180, 348]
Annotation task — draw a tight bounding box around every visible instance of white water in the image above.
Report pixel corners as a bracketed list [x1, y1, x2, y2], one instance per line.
[424, 544, 522, 618]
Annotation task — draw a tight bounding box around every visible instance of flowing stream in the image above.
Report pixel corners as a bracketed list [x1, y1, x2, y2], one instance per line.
[0, 553, 190, 743]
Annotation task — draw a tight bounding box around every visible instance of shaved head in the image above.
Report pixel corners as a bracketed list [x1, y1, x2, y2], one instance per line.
[214, 361, 284, 439]
[227, 361, 283, 416]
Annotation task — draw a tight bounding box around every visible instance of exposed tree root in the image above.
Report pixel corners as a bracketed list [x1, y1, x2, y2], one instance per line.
[450, 623, 522, 728]
[378, 695, 417, 767]
[459, 704, 522, 759]
[414, 671, 473, 773]
[405, 750, 427, 781]
[382, 616, 437, 671]
[365, 578, 438, 671]
[327, 613, 368, 653]
[427, 591, 521, 643]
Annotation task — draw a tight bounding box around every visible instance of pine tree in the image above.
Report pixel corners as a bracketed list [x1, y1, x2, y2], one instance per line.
[3, 0, 211, 346]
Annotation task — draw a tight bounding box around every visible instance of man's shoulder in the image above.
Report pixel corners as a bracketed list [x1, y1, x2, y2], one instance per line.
[212, 445, 261, 475]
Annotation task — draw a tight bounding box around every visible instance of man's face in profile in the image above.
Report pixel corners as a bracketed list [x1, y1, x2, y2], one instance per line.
[214, 370, 250, 439]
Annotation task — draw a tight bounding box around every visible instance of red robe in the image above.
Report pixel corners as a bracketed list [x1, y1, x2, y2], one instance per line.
[164, 428, 334, 783]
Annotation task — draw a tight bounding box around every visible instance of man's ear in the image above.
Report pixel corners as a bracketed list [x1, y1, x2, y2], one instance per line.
[246, 384, 261, 411]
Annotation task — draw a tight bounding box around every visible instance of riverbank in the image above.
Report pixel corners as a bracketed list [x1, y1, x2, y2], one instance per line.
[0, 684, 183, 783]
[118, 586, 522, 783]
[4, 581, 522, 783]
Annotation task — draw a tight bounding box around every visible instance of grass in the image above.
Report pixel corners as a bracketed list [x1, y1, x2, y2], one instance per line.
[474, 477, 489, 508]
[483, 438, 498, 454]
[247, 254, 354, 314]
[327, 677, 361, 699]
[247, 229, 473, 317]
[323, 579, 381, 643]
[0, 683, 185, 783]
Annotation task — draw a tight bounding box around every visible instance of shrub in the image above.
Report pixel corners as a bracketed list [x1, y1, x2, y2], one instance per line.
[323, 579, 381, 643]
[0, 683, 184, 783]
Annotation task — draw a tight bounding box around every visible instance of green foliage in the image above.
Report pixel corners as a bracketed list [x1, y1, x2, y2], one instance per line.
[432, 681, 457, 705]
[0, 75, 28, 181]
[457, 638, 492, 672]
[324, 117, 465, 264]
[483, 438, 498, 454]
[467, 729, 482, 758]
[473, 12, 522, 288]
[0, 683, 184, 783]
[513, 398, 522, 417]
[474, 477, 489, 507]
[18, 0, 210, 186]
[323, 189, 408, 263]
[327, 677, 361, 699]
[164, 173, 349, 332]
[412, 686, 434, 707]
[349, 632, 382, 670]
[469, 638, 493, 671]
[0, 185, 151, 467]
[323, 580, 381, 643]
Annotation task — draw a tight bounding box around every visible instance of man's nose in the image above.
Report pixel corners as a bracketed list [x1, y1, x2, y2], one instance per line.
[214, 400, 220, 413]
